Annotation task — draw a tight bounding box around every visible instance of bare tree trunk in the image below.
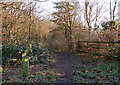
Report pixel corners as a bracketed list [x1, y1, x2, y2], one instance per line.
[95, 0, 98, 28]
[29, 4, 31, 42]
[68, 2, 73, 50]
[113, 0, 117, 20]
[110, 0, 112, 20]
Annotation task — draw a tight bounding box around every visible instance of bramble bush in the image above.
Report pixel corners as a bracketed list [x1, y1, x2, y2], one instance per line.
[2, 41, 56, 66]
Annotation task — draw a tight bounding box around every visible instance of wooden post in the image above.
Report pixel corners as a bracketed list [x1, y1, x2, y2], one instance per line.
[77, 41, 80, 52]
[22, 53, 29, 77]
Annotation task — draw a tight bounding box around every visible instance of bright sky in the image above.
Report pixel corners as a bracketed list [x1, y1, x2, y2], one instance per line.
[35, 0, 119, 25]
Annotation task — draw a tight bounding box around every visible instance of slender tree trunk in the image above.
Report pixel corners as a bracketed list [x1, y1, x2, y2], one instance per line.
[113, 0, 117, 20]
[29, 4, 31, 42]
[110, 0, 112, 20]
[68, 2, 73, 50]
[95, 0, 98, 28]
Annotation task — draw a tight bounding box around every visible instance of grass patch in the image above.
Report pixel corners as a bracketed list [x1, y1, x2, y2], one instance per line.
[72, 55, 119, 83]
[2, 69, 63, 83]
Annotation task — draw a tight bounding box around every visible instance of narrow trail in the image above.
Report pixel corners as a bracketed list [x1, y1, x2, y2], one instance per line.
[53, 52, 74, 83]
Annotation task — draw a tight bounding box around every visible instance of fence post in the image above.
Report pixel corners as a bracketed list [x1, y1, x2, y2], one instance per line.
[77, 41, 80, 52]
[22, 53, 29, 77]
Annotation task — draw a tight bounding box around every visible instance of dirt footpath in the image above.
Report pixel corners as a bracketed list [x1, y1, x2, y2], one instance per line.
[52, 52, 74, 83]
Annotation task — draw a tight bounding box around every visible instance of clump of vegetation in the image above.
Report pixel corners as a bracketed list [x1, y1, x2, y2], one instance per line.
[2, 41, 56, 67]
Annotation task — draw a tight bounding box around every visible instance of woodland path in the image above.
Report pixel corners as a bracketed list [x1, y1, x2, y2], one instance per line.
[53, 52, 98, 83]
[52, 52, 74, 83]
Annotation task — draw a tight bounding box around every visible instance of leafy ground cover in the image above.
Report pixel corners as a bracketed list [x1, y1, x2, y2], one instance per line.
[3, 69, 64, 83]
[72, 53, 120, 83]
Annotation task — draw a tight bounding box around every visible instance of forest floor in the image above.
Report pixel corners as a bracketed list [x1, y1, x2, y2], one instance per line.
[2, 52, 119, 83]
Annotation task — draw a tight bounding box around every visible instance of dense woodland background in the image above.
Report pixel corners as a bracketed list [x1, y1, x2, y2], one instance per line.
[0, 0, 118, 51]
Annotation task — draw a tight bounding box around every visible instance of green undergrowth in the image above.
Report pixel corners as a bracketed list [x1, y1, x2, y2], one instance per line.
[72, 54, 119, 83]
[2, 69, 63, 83]
[2, 41, 57, 69]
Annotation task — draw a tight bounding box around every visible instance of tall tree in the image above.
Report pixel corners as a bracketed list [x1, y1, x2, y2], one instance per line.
[109, 0, 117, 20]
[51, 2, 78, 50]
[85, 0, 93, 32]
[1, 2, 44, 44]
[112, 0, 117, 20]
